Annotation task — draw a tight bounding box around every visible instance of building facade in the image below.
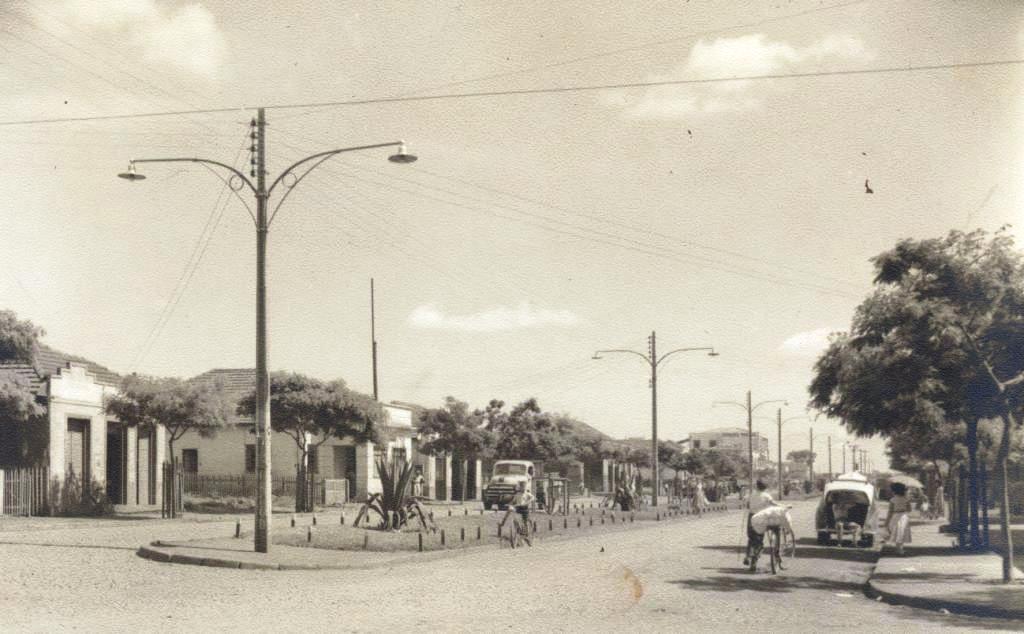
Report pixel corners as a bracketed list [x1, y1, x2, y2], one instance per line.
[176, 369, 481, 503]
[0, 346, 165, 509]
[688, 427, 770, 470]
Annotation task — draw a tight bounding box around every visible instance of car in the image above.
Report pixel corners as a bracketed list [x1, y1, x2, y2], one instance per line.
[815, 472, 880, 547]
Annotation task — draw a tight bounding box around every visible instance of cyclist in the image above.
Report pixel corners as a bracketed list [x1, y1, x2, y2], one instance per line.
[499, 481, 535, 546]
[744, 479, 779, 566]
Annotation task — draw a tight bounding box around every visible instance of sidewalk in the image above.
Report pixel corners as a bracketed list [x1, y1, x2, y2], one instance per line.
[867, 518, 1024, 619]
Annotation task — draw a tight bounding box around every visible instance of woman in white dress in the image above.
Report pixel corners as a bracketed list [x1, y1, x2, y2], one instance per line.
[885, 482, 913, 555]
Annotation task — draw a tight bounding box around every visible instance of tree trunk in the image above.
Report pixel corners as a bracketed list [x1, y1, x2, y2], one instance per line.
[998, 412, 1016, 583]
[967, 417, 982, 549]
[462, 458, 469, 504]
[296, 437, 308, 513]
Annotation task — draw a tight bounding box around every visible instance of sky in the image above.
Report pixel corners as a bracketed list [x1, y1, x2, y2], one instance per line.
[2, 0, 1023, 472]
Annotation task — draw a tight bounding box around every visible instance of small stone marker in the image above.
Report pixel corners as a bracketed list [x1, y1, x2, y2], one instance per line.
[418, 532, 423, 552]
[340, 513, 345, 525]
[477, 526, 481, 540]
[611, 514, 616, 523]
[464, 508, 468, 516]
[589, 517, 593, 526]
[291, 514, 296, 527]
[447, 508, 451, 517]
[441, 529, 446, 546]
[312, 514, 317, 526]
[563, 518, 568, 529]
[307, 526, 312, 542]
[460, 527, 465, 542]
[235, 518, 241, 538]
[577, 517, 581, 528]
[548, 518, 553, 531]
[656, 512, 660, 521]
[363, 533, 369, 549]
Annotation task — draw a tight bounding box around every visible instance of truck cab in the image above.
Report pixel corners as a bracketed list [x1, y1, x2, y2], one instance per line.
[483, 460, 536, 510]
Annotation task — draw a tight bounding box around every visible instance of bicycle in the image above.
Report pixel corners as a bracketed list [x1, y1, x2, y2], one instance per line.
[499, 508, 533, 548]
[748, 525, 795, 574]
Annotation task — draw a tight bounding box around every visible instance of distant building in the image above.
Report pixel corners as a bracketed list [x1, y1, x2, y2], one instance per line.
[688, 427, 770, 470]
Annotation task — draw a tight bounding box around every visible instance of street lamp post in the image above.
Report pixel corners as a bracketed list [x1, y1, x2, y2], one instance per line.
[713, 393, 787, 494]
[593, 331, 716, 507]
[119, 107, 416, 553]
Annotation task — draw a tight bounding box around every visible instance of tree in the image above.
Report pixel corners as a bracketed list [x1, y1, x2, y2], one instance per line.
[0, 309, 44, 363]
[106, 374, 229, 459]
[419, 397, 494, 502]
[237, 372, 381, 512]
[0, 310, 45, 465]
[485, 398, 573, 462]
[810, 229, 1024, 581]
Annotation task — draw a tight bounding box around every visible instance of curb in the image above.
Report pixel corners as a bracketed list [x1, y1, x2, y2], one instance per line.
[864, 578, 1024, 620]
[136, 504, 741, 572]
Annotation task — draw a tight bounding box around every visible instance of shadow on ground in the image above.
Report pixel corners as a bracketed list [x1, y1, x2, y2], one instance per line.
[0, 540, 137, 551]
[669, 573, 863, 594]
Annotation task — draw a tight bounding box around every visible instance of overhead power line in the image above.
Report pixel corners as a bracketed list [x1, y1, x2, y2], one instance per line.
[0, 58, 1021, 126]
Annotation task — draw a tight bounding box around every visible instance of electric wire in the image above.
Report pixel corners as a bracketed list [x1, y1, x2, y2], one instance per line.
[1, 58, 1021, 126]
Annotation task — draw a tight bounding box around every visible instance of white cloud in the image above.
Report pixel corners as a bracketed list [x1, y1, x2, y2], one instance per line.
[779, 327, 841, 355]
[34, 1, 226, 80]
[622, 33, 873, 119]
[408, 303, 580, 332]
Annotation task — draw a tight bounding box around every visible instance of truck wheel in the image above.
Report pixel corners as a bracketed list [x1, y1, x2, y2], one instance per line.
[817, 531, 829, 546]
[483, 501, 492, 511]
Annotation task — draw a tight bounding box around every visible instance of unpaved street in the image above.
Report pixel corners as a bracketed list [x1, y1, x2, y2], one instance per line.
[1, 501, 1021, 632]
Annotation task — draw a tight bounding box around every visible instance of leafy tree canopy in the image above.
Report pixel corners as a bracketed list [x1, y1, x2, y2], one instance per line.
[0, 310, 43, 364]
[484, 397, 574, 461]
[237, 372, 381, 451]
[418, 396, 493, 458]
[106, 374, 228, 449]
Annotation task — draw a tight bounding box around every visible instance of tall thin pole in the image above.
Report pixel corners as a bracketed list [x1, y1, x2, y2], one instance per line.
[649, 331, 659, 507]
[777, 408, 783, 500]
[842, 442, 847, 472]
[809, 427, 815, 487]
[827, 435, 832, 479]
[254, 107, 272, 554]
[371, 278, 378, 401]
[747, 390, 753, 488]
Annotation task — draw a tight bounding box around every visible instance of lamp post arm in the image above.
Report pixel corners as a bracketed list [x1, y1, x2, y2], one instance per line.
[266, 141, 404, 196]
[751, 399, 788, 415]
[131, 157, 256, 194]
[712, 400, 748, 412]
[656, 347, 714, 367]
[593, 349, 653, 368]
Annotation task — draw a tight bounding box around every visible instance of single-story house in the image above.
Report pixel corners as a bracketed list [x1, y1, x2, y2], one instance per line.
[0, 346, 165, 509]
[180, 369, 482, 503]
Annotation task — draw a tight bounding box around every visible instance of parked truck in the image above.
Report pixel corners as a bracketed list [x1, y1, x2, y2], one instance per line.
[482, 460, 539, 510]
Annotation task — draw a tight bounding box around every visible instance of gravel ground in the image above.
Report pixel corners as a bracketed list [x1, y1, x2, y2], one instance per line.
[2, 500, 1022, 632]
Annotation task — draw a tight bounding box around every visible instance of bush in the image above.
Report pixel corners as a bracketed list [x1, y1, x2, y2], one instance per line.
[49, 472, 113, 516]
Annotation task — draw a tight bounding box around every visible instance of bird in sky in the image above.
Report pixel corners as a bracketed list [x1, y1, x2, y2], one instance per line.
[865, 179, 874, 194]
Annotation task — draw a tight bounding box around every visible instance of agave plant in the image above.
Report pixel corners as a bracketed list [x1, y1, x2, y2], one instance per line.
[354, 457, 436, 532]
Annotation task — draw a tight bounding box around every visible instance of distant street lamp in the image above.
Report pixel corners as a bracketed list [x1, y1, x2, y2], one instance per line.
[119, 107, 416, 553]
[757, 411, 809, 500]
[713, 393, 787, 493]
[593, 331, 717, 507]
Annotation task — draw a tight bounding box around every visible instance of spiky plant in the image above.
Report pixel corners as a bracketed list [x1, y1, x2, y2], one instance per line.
[354, 458, 436, 532]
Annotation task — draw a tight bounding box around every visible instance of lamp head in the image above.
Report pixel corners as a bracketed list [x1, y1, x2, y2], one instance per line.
[591, 354, 603, 360]
[117, 162, 146, 181]
[388, 143, 417, 164]
[707, 350, 719, 357]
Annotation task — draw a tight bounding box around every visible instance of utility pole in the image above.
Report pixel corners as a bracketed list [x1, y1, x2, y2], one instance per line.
[254, 108, 271, 554]
[747, 391, 754, 488]
[649, 331, 658, 506]
[777, 409, 783, 500]
[593, 336, 717, 508]
[827, 435, 832, 479]
[809, 427, 814, 487]
[371, 278, 379, 401]
[119, 111, 417, 553]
